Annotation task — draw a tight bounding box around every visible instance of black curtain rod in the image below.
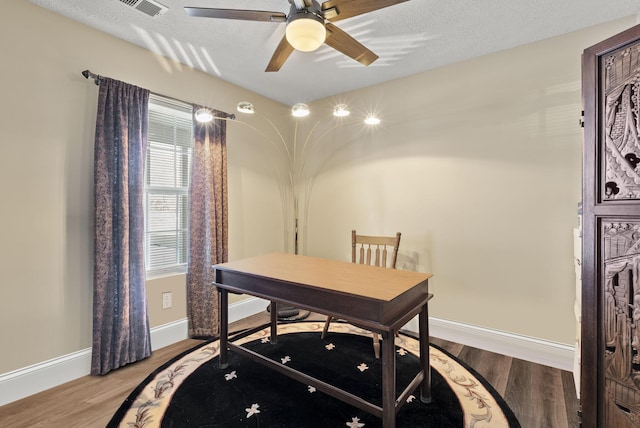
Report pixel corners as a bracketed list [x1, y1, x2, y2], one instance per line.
[82, 69, 236, 120]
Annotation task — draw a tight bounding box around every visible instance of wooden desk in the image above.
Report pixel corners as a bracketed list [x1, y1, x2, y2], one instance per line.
[214, 252, 433, 428]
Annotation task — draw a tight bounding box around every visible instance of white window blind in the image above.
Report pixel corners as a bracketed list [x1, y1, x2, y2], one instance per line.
[145, 94, 193, 275]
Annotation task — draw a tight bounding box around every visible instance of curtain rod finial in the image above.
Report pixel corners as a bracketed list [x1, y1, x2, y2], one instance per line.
[82, 69, 100, 85]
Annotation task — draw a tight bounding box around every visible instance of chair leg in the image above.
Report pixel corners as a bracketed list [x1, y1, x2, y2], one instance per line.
[321, 316, 333, 339]
[323, 317, 381, 360]
[372, 332, 381, 359]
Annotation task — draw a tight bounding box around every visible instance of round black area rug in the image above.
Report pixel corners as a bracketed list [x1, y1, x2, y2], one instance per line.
[109, 321, 520, 427]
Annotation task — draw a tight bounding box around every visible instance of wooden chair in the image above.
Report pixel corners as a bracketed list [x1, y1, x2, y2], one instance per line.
[321, 230, 402, 358]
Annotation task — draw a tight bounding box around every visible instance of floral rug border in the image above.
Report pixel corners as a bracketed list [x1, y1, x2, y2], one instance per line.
[114, 321, 513, 428]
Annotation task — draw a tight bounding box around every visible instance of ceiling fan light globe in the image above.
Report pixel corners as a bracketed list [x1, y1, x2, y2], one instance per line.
[286, 15, 326, 52]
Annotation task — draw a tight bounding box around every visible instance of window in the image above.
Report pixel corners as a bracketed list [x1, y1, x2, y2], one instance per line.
[144, 94, 193, 275]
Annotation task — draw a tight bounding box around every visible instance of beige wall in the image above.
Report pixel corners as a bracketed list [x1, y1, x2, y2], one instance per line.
[146, 274, 246, 327]
[301, 17, 635, 345]
[0, 0, 289, 374]
[2, 0, 636, 376]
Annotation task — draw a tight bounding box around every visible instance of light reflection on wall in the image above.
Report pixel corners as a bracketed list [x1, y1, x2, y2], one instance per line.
[171, 37, 194, 69]
[497, 80, 581, 140]
[131, 24, 174, 73]
[132, 24, 221, 76]
[154, 32, 182, 71]
[315, 30, 438, 68]
[187, 42, 207, 72]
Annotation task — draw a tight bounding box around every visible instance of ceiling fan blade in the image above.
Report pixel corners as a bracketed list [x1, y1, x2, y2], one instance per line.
[291, 0, 314, 9]
[184, 7, 286, 22]
[324, 22, 378, 66]
[321, 0, 409, 22]
[265, 36, 295, 72]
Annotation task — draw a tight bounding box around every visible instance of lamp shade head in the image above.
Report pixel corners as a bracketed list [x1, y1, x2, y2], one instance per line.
[333, 104, 350, 117]
[364, 115, 381, 125]
[286, 12, 326, 52]
[292, 103, 310, 117]
[194, 108, 214, 123]
[237, 101, 255, 114]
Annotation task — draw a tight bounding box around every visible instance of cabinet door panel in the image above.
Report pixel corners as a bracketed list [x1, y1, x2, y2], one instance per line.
[601, 220, 640, 427]
[583, 24, 640, 428]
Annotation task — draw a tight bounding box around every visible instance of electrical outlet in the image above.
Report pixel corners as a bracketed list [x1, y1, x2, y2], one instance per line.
[162, 292, 172, 309]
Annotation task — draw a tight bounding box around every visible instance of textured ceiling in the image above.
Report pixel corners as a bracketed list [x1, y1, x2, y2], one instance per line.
[28, 0, 640, 105]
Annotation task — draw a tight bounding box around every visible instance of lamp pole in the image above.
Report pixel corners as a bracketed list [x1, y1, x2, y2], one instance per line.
[196, 101, 380, 320]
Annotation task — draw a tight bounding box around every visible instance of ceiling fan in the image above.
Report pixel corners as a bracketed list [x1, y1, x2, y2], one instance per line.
[185, 0, 410, 72]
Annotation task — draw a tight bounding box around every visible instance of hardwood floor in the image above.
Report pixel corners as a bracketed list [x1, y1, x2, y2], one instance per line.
[0, 313, 579, 427]
[430, 338, 580, 428]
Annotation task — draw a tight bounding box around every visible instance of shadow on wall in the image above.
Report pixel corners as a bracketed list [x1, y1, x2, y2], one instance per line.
[397, 249, 432, 274]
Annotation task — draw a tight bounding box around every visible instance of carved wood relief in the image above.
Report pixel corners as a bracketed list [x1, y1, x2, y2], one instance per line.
[602, 40, 640, 426]
[603, 221, 640, 425]
[603, 44, 640, 200]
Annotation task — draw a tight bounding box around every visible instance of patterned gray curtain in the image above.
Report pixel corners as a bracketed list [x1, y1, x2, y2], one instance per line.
[91, 78, 151, 375]
[187, 106, 228, 338]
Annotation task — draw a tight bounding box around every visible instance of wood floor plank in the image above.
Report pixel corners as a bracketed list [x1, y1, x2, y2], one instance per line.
[0, 313, 579, 428]
[504, 357, 535, 426]
[538, 363, 571, 428]
[456, 345, 513, 396]
[430, 336, 464, 357]
[561, 369, 580, 427]
[504, 358, 577, 428]
[0, 338, 202, 428]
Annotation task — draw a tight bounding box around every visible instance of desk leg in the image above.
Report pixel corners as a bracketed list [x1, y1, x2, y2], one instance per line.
[270, 301, 278, 344]
[219, 289, 229, 369]
[382, 329, 396, 428]
[419, 303, 431, 403]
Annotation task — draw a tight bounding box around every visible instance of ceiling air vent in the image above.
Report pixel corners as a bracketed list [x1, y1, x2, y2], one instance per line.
[118, 0, 168, 17]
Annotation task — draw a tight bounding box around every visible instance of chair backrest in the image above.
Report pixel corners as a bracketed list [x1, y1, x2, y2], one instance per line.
[351, 230, 401, 269]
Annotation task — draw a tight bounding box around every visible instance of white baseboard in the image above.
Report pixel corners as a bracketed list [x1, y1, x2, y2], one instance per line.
[0, 298, 269, 407]
[403, 316, 576, 372]
[229, 296, 270, 324]
[0, 347, 93, 408]
[0, 298, 575, 407]
[149, 318, 189, 351]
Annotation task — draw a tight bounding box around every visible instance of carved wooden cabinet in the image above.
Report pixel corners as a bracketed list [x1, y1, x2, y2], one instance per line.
[583, 24, 640, 427]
